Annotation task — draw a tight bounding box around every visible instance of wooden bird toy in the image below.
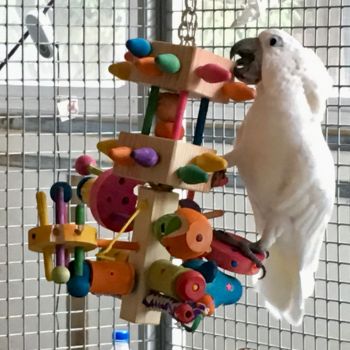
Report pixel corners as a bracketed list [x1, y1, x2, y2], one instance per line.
[27, 37, 259, 332]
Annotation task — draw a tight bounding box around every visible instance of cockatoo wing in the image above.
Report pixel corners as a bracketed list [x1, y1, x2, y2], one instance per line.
[251, 181, 334, 325]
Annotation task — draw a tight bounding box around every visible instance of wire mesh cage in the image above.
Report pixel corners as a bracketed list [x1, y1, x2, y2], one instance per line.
[0, 0, 349, 349]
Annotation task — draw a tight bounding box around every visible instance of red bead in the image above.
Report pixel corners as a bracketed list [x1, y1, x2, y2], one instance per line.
[75, 155, 96, 175]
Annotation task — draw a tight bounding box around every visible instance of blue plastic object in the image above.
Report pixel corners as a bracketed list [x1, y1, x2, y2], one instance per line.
[67, 261, 91, 297]
[126, 38, 152, 57]
[113, 330, 129, 342]
[50, 181, 72, 202]
[183, 259, 242, 308]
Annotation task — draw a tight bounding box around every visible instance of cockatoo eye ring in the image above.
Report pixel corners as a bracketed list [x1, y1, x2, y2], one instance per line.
[269, 35, 283, 47]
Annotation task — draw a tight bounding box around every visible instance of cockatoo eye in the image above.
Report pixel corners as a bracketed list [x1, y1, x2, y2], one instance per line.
[269, 35, 283, 47]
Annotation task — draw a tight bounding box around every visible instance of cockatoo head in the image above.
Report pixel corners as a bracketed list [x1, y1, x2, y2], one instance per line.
[230, 29, 333, 114]
[230, 29, 304, 84]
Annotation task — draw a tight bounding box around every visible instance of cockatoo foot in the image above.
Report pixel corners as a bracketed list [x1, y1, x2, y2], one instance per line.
[213, 230, 267, 278]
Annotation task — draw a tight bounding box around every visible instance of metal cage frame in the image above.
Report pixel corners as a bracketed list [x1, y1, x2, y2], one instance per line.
[1, 0, 349, 349]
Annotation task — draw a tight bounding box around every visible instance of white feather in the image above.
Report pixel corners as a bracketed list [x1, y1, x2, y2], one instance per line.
[225, 29, 335, 325]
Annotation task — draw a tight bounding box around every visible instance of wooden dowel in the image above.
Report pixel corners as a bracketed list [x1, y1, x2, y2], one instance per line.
[172, 91, 188, 140]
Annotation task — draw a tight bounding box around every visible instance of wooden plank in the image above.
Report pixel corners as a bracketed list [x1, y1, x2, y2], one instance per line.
[120, 186, 179, 324]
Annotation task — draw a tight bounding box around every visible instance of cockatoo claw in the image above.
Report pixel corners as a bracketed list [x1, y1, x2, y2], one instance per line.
[213, 230, 267, 277]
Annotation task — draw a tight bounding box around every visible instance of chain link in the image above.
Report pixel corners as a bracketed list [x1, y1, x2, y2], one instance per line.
[178, 0, 198, 46]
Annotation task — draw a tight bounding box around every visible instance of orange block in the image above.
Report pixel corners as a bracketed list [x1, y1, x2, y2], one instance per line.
[109, 146, 134, 166]
[155, 92, 179, 122]
[135, 57, 163, 77]
[89, 260, 135, 296]
[155, 120, 184, 139]
[221, 81, 256, 102]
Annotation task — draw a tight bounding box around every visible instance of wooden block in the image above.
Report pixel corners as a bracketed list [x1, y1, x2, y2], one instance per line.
[120, 186, 179, 324]
[110, 41, 234, 103]
[98, 132, 215, 192]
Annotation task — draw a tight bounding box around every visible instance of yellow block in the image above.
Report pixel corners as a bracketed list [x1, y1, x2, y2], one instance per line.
[97, 139, 119, 156]
[191, 152, 227, 172]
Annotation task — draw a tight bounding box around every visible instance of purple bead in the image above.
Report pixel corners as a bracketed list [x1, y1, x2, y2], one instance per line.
[131, 147, 159, 167]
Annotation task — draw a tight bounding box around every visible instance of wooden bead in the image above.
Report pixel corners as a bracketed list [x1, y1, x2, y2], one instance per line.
[155, 53, 181, 73]
[221, 81, 256, 101]
[75, 155, 96, 175]
[126, 38, 152, 57]
[51, 266, 70, 284]
[176, 164, 209, 184]
[196, 63, 232, 83]
[109, 146, 134, 166]
[155, 92, 179, 122]
[135, 57, 163, 77]
[67, 261, 91, 298]
[109, 61, 132, 80]
[50, 182, 72, 203]
[155, 120, 184, 139]
[131, 147, 159, 167]
[191, 152, 227, 172]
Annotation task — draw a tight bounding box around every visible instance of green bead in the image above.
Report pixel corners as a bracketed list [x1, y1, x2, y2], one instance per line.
[177, 164, 209, 184]
[153, 214, 182, 240]
[155, 54, 181, 74]
[52, 266, 70, 284]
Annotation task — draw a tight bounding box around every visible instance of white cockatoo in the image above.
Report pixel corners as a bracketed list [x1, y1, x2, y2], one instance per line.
[218, 29, 335, 325]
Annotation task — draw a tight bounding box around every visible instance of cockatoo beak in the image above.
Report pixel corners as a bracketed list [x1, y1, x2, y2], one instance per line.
[230, 37, 262, 84]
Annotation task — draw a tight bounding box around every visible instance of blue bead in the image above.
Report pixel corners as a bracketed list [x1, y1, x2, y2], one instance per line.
[67, 261, 91, 298]
[50, 182, 72, 202]
[126, 38, 152, 58]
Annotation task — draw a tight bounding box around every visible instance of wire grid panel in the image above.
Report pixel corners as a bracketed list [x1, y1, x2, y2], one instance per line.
[0, 0, 159, 349]
[167, 0, 350, 350]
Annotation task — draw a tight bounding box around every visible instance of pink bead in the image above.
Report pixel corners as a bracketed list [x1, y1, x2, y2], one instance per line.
[75, 155, 96, 175]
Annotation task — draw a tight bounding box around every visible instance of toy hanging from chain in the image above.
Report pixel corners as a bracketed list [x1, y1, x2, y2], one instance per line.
[27, 0, 265, 333]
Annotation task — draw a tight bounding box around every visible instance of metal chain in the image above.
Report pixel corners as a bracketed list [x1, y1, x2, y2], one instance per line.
[178, 0, 198, 46]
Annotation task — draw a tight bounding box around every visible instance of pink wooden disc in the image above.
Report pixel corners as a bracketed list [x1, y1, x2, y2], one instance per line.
[89, 169, 139, 232]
